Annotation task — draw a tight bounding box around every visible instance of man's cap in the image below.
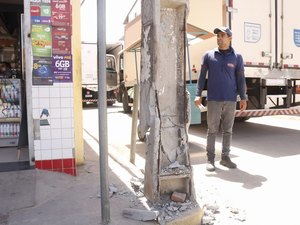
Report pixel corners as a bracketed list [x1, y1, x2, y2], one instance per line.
[213, 26, 232, 36]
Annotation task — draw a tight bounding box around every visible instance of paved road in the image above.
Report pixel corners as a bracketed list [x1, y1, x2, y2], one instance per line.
[83, 103, 300, 225]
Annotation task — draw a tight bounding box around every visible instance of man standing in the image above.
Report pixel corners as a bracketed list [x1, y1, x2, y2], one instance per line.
[194, 26, 247, 172]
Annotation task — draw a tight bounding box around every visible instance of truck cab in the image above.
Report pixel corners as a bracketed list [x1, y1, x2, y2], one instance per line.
[81, 43, 118, 106]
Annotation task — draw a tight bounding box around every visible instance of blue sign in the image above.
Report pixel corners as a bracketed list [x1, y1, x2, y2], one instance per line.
[294, 29, 300, 47]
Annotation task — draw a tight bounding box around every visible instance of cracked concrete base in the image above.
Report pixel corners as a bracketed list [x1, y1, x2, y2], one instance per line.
[165, 205, 203, 225]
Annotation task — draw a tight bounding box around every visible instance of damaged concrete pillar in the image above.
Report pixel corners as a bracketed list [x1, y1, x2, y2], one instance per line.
[139, 0, 194, 203]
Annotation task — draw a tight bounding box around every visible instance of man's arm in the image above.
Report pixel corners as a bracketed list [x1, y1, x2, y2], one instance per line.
[194, 63, 208, 107]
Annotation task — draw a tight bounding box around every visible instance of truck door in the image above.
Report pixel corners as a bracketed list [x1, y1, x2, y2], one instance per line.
[229, 0, 300, 71]
[229, 0, 273, 70]
[279, 0, 300, 69]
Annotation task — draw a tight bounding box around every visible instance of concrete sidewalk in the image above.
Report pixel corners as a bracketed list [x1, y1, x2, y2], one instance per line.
[3, 114, 300, 225]
[0, 140, 158, 225]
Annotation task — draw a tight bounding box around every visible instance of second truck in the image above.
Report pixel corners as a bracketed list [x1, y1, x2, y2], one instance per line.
[81, 42, 121, 106]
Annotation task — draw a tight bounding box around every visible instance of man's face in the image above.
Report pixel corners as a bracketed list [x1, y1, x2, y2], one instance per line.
[216, 32, 232, 49]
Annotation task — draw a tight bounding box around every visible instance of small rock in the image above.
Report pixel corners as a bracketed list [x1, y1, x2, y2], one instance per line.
[204, 209, 215, 219]
[230, 207, 239, 214]
[164, 215, 172, 221]
[202, 215, 214, 224]
[168, 161, 181, 169]
[130, 178, 143, 192]
[109, 185, 118, 197]
[179, 205, 187, 211]
[205, 202, 219, 213]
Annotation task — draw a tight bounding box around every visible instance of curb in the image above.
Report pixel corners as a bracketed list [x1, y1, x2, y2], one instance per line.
[166, 206, 204, 225]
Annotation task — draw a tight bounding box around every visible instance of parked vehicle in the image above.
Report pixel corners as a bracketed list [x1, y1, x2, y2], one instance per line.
[226, 0, 300, 120]
[81, 42, 118, 106]
[120, 0, 300, 121]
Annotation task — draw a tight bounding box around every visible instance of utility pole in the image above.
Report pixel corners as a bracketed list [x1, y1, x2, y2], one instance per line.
[139, 0, 195, 203]
[97, 0, 110, 224]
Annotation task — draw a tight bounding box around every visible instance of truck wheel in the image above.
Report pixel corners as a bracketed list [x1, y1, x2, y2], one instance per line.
[235, 117, 250, 122]
[116, 87, 123, 103]
[122, 90, 132, 113]
[137, 123, 146, 142]
[107, 101, 114, 106]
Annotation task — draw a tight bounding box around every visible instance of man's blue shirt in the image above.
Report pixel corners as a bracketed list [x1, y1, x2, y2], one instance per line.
[196, 47, 247, 101]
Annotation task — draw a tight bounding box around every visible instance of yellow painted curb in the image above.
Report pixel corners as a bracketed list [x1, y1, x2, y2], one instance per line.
[166, 206, 204, 225]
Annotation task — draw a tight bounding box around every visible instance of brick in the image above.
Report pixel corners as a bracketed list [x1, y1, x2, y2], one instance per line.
[171, 191, 186, 203]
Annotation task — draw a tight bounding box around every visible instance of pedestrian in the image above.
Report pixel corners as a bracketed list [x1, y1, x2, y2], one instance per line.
[194, 26, 247, 172]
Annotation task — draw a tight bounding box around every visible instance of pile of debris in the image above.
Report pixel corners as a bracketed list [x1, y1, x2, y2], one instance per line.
[121, 177, 200, 224]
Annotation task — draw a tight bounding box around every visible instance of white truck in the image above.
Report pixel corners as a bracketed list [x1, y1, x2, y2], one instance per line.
[81, 42, 119, 106]
[226, 0, 300, 119]
[120, 0, 300, 120]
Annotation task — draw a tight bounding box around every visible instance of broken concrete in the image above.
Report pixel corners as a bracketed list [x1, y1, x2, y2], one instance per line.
[122, 208, 159, 221]
[139, 0, 195, 205]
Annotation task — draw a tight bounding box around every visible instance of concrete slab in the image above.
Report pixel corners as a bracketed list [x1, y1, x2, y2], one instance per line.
[6, 139, 158, 225]
[123, 208, 159, 221]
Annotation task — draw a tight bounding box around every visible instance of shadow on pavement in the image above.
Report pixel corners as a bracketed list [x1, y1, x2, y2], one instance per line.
[189, 120, 300, 158]
[205, 167, 267, 190]
[6, 138, 158, 225]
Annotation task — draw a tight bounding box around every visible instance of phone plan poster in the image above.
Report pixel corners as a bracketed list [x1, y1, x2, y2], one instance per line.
[32, 57, 53, 85]
[52, 54, 72, 82]
[51, 0, 71, 27]
[31, 24, 52, 57]
[30, 1, 51, 24]
[52, 26, 71, 54]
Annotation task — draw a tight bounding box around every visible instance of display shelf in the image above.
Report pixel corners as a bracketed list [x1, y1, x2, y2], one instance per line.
[0, 117, 21, 123]
[0, 79, 21, 147]
[0, 137, 19, 147]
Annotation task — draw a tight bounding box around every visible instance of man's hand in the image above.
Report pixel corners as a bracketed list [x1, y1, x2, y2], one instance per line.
[239, 100, 247, 111]
[194, 96, 202, 108]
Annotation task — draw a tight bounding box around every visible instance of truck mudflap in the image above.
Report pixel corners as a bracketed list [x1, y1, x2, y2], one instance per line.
[82, 98, 116, 103]
[235, 107, 300, 118]
[82, 99, 97, 103]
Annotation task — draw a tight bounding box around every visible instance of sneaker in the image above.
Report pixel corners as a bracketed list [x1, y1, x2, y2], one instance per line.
[220, 156, 237, 169]
[206, 161, 215, 172]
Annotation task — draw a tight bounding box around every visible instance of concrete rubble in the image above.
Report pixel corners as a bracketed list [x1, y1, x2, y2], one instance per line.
[122, 208, 160, 221]
[120, 175, 200, 224]
[199, 198, 247, 225]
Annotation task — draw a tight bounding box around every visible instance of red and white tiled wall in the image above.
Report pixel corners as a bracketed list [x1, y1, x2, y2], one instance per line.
[32, 83, 76, 176]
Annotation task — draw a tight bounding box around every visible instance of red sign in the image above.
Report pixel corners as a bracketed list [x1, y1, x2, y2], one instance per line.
[30, 5, 40, 16]
[51, 0, 71, 26]
[52, 26, 71, 54]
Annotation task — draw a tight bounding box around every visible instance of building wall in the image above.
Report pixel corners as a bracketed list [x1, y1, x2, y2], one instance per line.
[33, 84, 76, 175]
[24, 0, 83, 176]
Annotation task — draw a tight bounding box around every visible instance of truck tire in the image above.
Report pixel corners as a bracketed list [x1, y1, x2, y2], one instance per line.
[116, 86, 123, 103]
[122, 90, 132, 113]
[235, 116, 250, 122]
[137, 123, 146, 142]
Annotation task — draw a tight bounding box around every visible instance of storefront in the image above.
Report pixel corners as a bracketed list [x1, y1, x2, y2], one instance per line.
[0, 0, 83, 175]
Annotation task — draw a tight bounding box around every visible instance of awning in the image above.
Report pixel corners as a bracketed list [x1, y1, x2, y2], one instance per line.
[120, 23, 214, 54]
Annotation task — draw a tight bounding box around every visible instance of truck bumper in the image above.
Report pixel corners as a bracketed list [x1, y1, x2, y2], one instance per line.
[235, 107, 300, 117]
